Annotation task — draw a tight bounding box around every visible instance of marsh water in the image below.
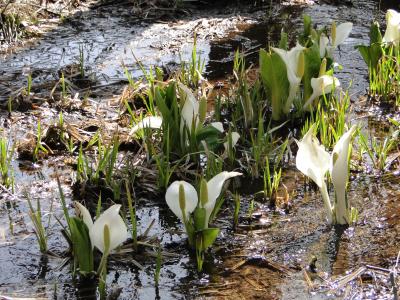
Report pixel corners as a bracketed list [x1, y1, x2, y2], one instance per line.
[0, 0, 400, 299]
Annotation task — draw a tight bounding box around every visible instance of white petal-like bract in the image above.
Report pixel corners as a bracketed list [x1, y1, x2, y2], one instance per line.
[330, 125, 357, 190]
[210, 122, 224, 133]
[90, 205, 128, 253]
[383, 9, 400, 44]
[272, 43, 305, 112]
[204, 171, 242, 224]
[319, 34, 329, 58]
[165, 181, 198, 221]
[74, 201, 94, 230]
[129, 116, 163, 135]
[178, 83, 199, 133]
[295, 125, 331, 188]
[333, 22, 353, 48]
[223, 132, 240, 152]
[303, 75, 340, 109]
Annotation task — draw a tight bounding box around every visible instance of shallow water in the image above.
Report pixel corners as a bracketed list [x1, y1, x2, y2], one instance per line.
[0, 0, 398, 299]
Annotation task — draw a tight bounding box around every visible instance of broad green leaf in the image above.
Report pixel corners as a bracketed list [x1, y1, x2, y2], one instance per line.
[370, 21, 382, 44]
[356, 45, 371, 65]
[201, 228, 220, 250]
[165, 82, 176, 108]
[196, 125, 221, 151]
[356, 44, 383, 72]
[259, 49, 289, 120]
[303, 44, 322, 102]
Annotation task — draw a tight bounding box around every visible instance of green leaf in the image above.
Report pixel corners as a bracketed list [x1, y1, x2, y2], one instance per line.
[279, 31, 288, 50]
[201, 228, 220, 250]
[370, 21, 382, 44]
[193, 207, 207, 231]
[303, 15, 311, 36]
[196, 125, 221, 151]
[155, 87, 171, 120]
[299, 15, 312, 46]
[165, 82, 177, 108]
[185, 218, 196, 248]
[303, 44, 322, 101]
[69, 217, 94, 275]
[356, 44, 383, 72]
[259, 49, 289, 120]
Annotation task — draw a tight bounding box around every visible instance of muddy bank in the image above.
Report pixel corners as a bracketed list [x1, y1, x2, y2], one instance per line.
[0, 1, 268, 101]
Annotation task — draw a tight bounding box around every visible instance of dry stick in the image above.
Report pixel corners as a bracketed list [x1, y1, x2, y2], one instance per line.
[142, 219, 155, 238]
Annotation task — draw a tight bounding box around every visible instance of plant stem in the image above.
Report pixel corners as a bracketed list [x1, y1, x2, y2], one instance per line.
[320, 182, 333, 225]
[334, 187, 349, 225]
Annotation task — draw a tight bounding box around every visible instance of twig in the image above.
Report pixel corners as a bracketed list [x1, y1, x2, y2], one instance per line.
[366, 264, 391, 273]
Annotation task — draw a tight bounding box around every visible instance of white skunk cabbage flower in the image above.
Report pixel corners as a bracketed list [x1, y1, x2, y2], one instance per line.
[210, 122, 224, 133]
[203, 171, 242, 225]
[75, 203, 128, 253]
[224, 132, 240, 152]
[330, 125, 357, 224]
[383, 9, 400, 44]
[210, 122, 240, 151]
[165, 181, 198, 222]
[272, 43, 305, 113]
[319, 34, 330, 58]
[129, 116, 163, 136]
[296, 125, 357, 225]
[295, 125, 333, 223]
[166, 171, 242, 227]
[296, 125, 331, 188]
[303, 75, 340, 110]
[178, 83, 199, 133]
[332, 22, 353, 48]
[319, 22, 353, 58]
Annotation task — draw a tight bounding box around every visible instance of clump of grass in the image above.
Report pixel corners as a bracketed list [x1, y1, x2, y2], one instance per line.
[178, 36, 205, 89]
[76, 137, 120, 187]
[231, 50, 259, 129]
[0, 137, 14, 190]
[0, 11, 24, 44]
[33, 119, 49, 162]
[263, 157, 282, 202]
[359, 128, 399, 172]
[369, 48, 400, 105]
[357, 19, 400, 106]
[26, 192, 51, 253]
[301, 89, 350, 149]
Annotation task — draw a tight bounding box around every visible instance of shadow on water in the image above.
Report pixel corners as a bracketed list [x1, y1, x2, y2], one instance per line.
[205, 5, 307, 79]
[325, 225, 347, 270]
